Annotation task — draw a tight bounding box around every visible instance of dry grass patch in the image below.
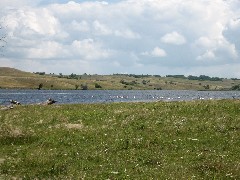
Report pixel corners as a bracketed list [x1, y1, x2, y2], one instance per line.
[63, 123, 84, 130]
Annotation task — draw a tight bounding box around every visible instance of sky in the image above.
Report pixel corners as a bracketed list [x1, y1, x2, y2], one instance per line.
[0, 0, 240, 77]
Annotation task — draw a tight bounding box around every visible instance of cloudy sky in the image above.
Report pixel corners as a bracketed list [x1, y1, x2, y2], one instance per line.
[0, 0, 240, 77]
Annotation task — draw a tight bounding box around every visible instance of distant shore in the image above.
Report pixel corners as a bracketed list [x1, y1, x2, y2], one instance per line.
[1, 67, 240, 91]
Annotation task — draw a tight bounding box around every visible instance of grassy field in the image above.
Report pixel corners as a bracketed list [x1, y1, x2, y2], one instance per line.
[1, 67, 240, 90]
[0, 100, 239, 179]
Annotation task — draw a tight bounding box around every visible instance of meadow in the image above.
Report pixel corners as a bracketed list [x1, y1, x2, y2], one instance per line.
[1, 67, 240, 90]
[0, 100, 239, 179]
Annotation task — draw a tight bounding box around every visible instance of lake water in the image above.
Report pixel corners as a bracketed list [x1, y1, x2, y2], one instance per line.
[0, 89, 240, 105]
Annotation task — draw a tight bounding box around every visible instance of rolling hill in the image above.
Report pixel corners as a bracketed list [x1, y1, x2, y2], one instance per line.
[0, 67, 239, 90]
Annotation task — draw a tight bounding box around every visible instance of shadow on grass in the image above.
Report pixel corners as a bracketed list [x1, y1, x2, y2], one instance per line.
[0, 135, 39, 145]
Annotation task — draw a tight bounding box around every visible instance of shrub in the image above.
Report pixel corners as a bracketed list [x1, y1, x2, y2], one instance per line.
[81, 84, 88, 90]
[95, 83, 102, 88]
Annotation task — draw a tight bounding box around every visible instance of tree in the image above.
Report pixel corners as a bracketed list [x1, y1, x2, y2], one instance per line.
[81, 84, 88, 90]
[231, 84, 240, 90]
[58, 73, 63, 78]
[69, 73, 78, 79]
[204, 84, 210, 90]
[142, 80, 147, 85]
[95, 83, 102, 88]
[38, 83, 43, 90]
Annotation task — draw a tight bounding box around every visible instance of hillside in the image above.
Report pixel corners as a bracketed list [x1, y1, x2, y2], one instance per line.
[0, 67, 239, 90]
[0, 67, 35, 77]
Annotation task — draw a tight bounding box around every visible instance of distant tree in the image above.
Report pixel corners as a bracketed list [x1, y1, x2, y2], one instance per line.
[231, 84, 240, 90]
[188, 75, 223, 81]
[81, 84, 88, 90]
[166, 75, 185, 79]
[38, 83, 43, 90]
[204, 84, 210, 90]
[95, 83, 102, 88]
[142, 80, 147, 85]
[120, 79, 125, 84]
[68, 73, 78, 79]
[188, 75, 198, 80]
[35, 72, 45, 75]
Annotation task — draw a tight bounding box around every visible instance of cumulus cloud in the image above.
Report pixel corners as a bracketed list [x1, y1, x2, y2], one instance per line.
[197, 50, 216, 61]
[93, 20, 112, 35]
[161, 31, 186, 45]
[0, 0, 39, 8]
[71, 39, 111, 60]
[1, 0, 240, 77]
[70, 20, 90, 32]
[141, 47, 167, 58]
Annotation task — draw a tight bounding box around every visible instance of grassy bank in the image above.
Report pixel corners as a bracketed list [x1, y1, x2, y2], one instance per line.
[1, 67, 240, 90]
[0, 100, 240, 179]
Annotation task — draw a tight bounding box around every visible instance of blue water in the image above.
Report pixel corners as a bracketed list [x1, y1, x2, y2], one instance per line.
[0, 89, 240, 105]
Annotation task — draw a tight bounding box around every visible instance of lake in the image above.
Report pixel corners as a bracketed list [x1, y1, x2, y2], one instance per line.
[0, 89, 240, 105]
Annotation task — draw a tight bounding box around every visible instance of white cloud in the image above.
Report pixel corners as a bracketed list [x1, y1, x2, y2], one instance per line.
[228, 18, 240, 30]
[93, 20, 112, 35]
[3, 7, 65, 38]
[71, 39, 111, 60]
[0, 0, 39, 8]
[151, 47, 167, 57]
[194, 36, 215, 49]
[161, 31, 186, 45]
[197, 50, 215, 61]
[70, 20, 90, 32]
[26, 41, 66, 59]
[114, 29, 141, 39]
[1, 0, 240, 77]
[141, 47, 167, 58]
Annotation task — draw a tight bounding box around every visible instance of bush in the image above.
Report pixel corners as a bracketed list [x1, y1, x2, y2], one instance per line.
[38, 83, 43, 90]
[231, 84, 240, 90]
[95, 83, 102, 88]
[81, 84, 88, 90]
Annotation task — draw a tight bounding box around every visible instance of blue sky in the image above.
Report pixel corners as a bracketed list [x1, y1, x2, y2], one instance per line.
[0, 0, 240, 77]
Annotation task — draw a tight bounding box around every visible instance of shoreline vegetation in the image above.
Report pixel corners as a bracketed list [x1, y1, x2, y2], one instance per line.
[0, 100, 239, 179]
[1, 67, 240, 91]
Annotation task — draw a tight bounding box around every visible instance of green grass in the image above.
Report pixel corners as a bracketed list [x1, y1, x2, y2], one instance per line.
[1, 67, 240, 90]
[0, 100, 239, 179]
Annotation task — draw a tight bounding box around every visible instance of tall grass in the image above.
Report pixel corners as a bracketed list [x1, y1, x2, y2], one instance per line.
[0, 100, 239, 179]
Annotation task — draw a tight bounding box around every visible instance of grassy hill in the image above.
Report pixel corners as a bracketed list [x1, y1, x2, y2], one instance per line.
[0, 67, 239, 90]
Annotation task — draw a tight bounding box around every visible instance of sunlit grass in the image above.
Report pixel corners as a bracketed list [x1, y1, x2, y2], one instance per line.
[1, 67, 240, 90]
[0, 100, 240, 179]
